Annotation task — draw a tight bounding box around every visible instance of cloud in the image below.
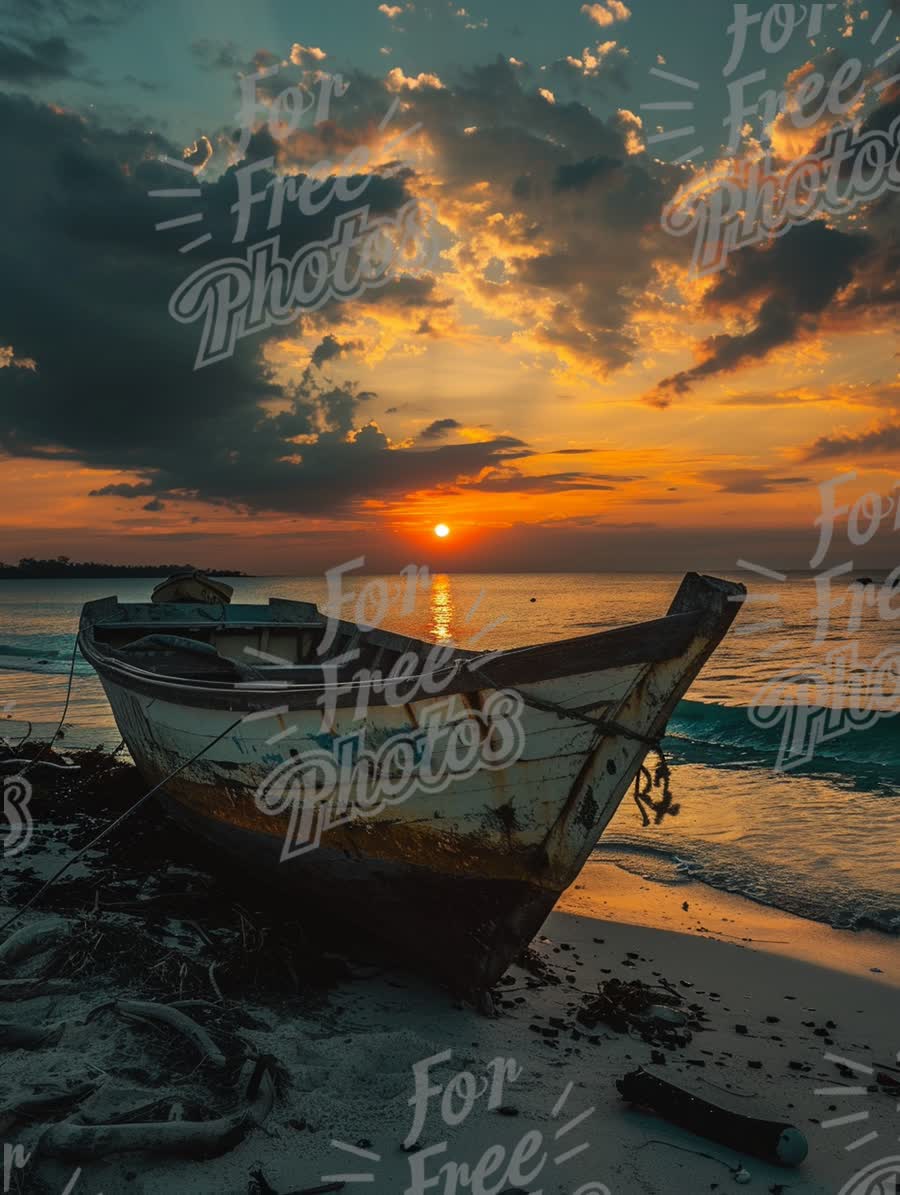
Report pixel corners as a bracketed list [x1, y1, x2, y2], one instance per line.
[0, 68, 636, 527]
[290, 42, 327, 65]
[553, 153, 622, 191]
[699, 469, 812, 494]
[420, 418, 462, 440]
[190, 38, 242, 71]
[385, 66, 444, 91]
[559, 39, 627, 81]
[0, 34, 80, 81]
[463, 467, 626, 493]
[309, 334, 357, 368]
[359, 54, 683, 375]
[615, 107, 644, 155]
[4, 0, 145, 34]
[718, 382, 900, 408]
[581, 2, 631, 27]
[804, 422, 900, 460]
[647, 222, 871, 403]
[88, 482, 157, 498]
[210, 50, 680, 379]
[768, 52, 866, 161]
[0, 93, 523, 517]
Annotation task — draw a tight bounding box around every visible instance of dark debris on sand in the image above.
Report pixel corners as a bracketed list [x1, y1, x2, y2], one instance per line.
[2, 743, 350, 1005]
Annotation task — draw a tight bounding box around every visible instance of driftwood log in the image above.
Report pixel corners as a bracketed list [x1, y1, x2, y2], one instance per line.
[0, 920, 69, 967]
[40, 1111, 251, 1161]
[0, 978, 74, 1001]
[0, 1019, 64, 1049]
[89, 999, 227, 1069]
[618, 1067, 808, 1167]
[39, 1060, 275, 1162]
[0, 1082, 99, 1135]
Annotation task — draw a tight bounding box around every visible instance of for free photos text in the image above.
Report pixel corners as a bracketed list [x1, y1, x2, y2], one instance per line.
[161, 62, 433, 367]
[323, 1050, 609, 1195]
[661, 3, 899, 274]
[747, 472, 900, 770]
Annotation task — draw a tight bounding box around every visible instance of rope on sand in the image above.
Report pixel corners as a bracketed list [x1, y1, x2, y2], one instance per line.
[0, 714, 246, 938]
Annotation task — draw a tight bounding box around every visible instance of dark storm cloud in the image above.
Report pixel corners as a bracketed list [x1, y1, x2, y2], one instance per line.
[0, 76, 611, 522]
[0, 93, 540, 516]
[309, 334, 358, 368]
[420, 418, 461, 440]
[804, 423, 900, 460]
[88, 482, 157, 498]
[647, 75, 900, 408]
[648, 223, 871, 403]
[1, 0, 144, 33]
[827, 88, 900, 315]
[190, 38, 242, 72]
[0, 33, 79, 81]
[553, 154, 622, 191]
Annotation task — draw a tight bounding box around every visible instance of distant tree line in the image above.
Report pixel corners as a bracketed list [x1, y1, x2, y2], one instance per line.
[0, 557, 247, 579]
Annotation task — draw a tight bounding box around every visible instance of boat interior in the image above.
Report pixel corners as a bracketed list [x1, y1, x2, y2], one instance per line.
[81, 597, 464, 685]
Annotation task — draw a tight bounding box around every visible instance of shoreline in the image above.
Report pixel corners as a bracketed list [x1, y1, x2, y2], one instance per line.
[564, 857, 900, 986]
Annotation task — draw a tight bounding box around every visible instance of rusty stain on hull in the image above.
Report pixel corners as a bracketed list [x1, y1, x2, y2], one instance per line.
[146, 767, 558, 888]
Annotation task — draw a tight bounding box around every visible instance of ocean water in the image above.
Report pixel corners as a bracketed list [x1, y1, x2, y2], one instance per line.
[1, 570, 898, 935]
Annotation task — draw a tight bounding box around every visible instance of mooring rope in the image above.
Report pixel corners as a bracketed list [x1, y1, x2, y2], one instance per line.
[0, 715, 245, 937]
[632, 749, 680, 827]
[469, 665, 680, 826]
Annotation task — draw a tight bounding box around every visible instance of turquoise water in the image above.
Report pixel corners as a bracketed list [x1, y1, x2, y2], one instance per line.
[1, 570, 898, 934]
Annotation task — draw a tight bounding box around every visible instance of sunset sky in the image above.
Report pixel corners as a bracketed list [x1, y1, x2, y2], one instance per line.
[0, 0, 898, 573]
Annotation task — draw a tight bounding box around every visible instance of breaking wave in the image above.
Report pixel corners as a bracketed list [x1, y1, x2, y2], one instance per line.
[665, 698, 900, 783]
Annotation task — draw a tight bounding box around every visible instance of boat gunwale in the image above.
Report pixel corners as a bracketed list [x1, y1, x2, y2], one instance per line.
[78, 606, 708, 711]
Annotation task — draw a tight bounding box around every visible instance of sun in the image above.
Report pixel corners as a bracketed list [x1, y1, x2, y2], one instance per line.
[434, 523, 450, 538]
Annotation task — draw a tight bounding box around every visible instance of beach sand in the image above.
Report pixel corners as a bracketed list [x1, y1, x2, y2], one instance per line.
[3, 841, 897, 1195]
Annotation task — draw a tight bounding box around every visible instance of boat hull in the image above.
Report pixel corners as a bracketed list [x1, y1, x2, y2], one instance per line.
[81, 573, 744, 989]
[158, 789, 558, 989]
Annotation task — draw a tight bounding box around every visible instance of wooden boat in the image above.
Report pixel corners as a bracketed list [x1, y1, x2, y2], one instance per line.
[78, 572, 744, 991]
[151, 570, 234, 606]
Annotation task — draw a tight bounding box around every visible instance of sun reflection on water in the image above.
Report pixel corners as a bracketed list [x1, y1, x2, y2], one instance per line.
[429, 573, 454, 642]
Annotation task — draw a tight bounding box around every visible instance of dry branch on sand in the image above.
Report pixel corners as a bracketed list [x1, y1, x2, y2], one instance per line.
[87, 999, 228, 1069]
[0, 1082, 99, 1136]
[38, 1058, 276, 1162]
[0, 920, 69, 967]
[0, 977, 74, 1000]
[0, 1020, 64, 1050]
